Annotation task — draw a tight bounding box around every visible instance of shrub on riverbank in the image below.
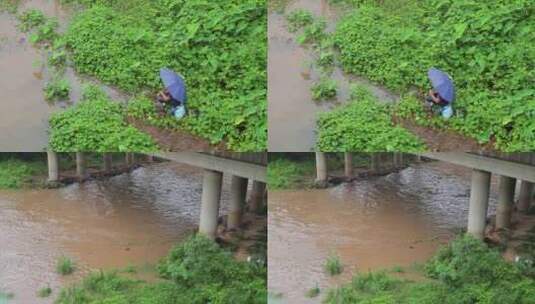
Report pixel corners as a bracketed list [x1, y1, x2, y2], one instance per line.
[56, 235, 267, 304]
[49, 92, 158, 152]
[62, 0, 266, 151]
[325, 235, 535, 303]
[317, 88, 426, 151]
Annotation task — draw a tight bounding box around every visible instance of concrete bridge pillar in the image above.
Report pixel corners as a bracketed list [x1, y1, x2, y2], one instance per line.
[518, 181, 534, 212]
[496, 175, 516, 230]
[76, 152, 86, 180]
[103, 153, 112, 173]
[467, 169, 491, 240]
[228, 176, 248, 230]
[47, 151, 59, 182]
[250, 181, 266, 213]
[315, 152, 327, 185]
[344, 153, 353, 178]
[199, 169, 223, 240]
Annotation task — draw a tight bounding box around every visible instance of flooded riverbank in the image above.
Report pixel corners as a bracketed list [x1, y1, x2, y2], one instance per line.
[0, 162, 232, 303]
[268, 0, 396, 151]
[0, 0, 125, 151]
[268, 161, 500, 303]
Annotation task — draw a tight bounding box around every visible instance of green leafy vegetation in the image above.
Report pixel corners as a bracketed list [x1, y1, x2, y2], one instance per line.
[37, 286, 52, 298]
[0, 0, 21, 13]
[49, 87, 158, 152]
[17, 9, 46, 31]
[325, 235, 535, 303]
[0, 158, 46, 189]
[44, 77, 70, 101]
[56, 256, 75, 275]
[56, 235, 267, 304]
[286, 9, 314, 32]
[334, 0, 535, 151]
[317, 87, 426, 151]
[17, 9, 59, 45]
[296, 18, 327, 46]
[60, 0, 266, 151]
[311, 78, 337, 101]
[305, 285, 320, 298]
[325, 253, 343, 276]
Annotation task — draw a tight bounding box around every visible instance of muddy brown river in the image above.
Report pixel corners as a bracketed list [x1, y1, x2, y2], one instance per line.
[0, 162, 231, 303]
[268, 0, 397, 151]
[0, 0, 125, 151]
[268, 161, 500, 304]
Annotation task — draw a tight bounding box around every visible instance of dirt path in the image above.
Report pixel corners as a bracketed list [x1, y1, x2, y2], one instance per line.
[130, 119, 227, 152]
[398, 118, 495, 152]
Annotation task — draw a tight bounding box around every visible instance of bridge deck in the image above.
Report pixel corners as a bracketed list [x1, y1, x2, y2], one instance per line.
[153, 152, 267, 182]
[421, 152, 535, 183]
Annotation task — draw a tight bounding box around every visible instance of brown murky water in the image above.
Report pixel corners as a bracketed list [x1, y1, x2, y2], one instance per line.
[268, 161, 500, 304]
[0, 0, 125, 151]
[268, 0, 397, 151]
[0, 162, 232, 303]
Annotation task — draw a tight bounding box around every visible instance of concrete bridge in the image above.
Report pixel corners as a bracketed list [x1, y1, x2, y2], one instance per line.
[46, 151, 267, 240]
[314, 152, 535, 240]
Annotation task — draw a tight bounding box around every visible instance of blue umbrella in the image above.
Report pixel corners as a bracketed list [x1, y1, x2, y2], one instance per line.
[160, 68, 187, 104]
[427, 68, 455, 103]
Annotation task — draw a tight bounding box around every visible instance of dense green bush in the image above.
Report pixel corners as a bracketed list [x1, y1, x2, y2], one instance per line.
[44, 78, 70, 101]
[286, 9, 314, 32]
[325, 235, 535, 304]
[63, 0, 266, 151]
[317, 87, 426, 151]
[56, 235, 267, 304]
[335, 0, 535, 151]
[49, 91, 158, 152]
[311, 78, 337, 101]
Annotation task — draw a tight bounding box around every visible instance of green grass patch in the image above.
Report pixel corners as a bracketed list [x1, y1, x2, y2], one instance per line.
[56, 235, 267, 304]
[305, 285, 321, 298]
[61, 0, 266, 151]
[17, 9, 59, 45]
[317, 87, 426, 151]
[49, 86, 158, 152]
[312, 78, 337, 101]
[37, 286, 52, 298]
[44, 77, 70, 102]
[17, 9, 46, 31]
[0, 158, 46, 189]
[286, 9, 314, 32]
[56, 256, 75, 275]
[325, 235, 535, 303]
[0, 0, 21, 13]
[334, 0, 535, 151]
[325, 253, 343, 276]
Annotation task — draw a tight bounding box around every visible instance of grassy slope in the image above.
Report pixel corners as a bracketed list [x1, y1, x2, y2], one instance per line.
[334, 0, 535, 151]
[62, 0, 266, 151]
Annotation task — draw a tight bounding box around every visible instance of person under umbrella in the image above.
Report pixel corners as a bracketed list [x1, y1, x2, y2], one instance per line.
[156, 68, 187, 119]
[425, 67, 455, 119]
